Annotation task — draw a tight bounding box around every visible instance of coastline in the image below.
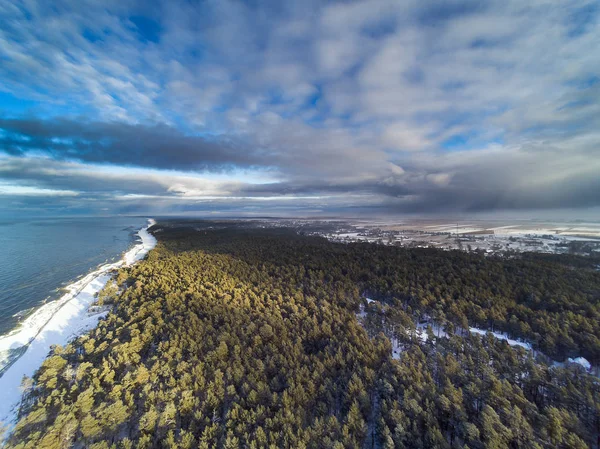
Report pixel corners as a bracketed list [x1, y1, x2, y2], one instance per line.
[0, 219, 157, 432]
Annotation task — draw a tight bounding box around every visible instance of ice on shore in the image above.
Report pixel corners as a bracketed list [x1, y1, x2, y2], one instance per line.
[0, 219, 156, 433]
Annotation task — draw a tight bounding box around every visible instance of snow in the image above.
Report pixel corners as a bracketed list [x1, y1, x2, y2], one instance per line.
[557, 234, 600, 240]
[356, 299, 377, 320]
[356, 305, 367, 320]
[358, 299, 595, 373]
[391, 338, 402, 360]
[0, 219, 156, 433]
[421, 224, 489, 234]
[124, 220, 156, 264]
[469, 327, 532, 350]
[337, 232, 361, 238]
[416, 328, 428, 343]
[469, 329, 598, 376]
[568, 357, 591, 370]
[417, 322, 448, 340]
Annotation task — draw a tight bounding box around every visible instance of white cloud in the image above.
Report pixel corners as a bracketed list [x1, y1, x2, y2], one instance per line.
[0, 183, 79, 197]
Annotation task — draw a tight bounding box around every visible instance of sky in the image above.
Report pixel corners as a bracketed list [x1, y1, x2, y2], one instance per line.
[0, 0, 599, 218]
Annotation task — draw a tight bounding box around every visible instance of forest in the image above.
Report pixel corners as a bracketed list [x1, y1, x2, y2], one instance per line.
[5, 221, 600, 449]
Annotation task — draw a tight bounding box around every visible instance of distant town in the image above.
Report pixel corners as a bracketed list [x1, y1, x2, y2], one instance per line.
[247, 218, 600, 256]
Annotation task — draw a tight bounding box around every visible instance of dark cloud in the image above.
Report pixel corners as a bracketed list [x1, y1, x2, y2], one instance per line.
[3, 130, 600, 217]
[0, 116, 394, 183]
[0, 157, 172, 196]
[0, 118, 259, 171]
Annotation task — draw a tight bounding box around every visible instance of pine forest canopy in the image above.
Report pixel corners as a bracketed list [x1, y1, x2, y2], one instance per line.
[6, 221, 600, 449]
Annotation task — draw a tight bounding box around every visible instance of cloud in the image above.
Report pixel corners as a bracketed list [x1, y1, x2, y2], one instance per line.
[0, 0, 599, 216]
[0, 118, 255, 171]
[0, 116, 396, 184]
[0, 183, 79, 197]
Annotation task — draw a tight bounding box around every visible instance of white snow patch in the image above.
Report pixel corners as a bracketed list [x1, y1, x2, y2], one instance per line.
[568, 357, 591, 370]
[0, 219, 156, 433]
[337, 232, 361, 238]
[417, 322, 448, 340]
[416, 328, 428, 343]
[356, 304, 368, 320]
[391, 338, 402, 360]
[357, 299, 595, 373]
[469, 327, 531, 350]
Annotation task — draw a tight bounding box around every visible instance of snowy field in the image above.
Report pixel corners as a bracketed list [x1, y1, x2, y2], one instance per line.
[307, 219, 600, 256]
[0, 219, 156, 434]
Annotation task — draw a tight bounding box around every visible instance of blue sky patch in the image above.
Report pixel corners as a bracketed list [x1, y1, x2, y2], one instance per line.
[129, 15, 162, 44]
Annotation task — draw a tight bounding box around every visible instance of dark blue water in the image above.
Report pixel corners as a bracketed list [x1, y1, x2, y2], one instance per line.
[0, 216, 148, 336]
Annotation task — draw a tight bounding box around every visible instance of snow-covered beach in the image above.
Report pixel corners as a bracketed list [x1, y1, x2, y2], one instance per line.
[0, 219, 157, 433]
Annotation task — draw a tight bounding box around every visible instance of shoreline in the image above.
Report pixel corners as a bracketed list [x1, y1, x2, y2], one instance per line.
[0, 219, 157, 432]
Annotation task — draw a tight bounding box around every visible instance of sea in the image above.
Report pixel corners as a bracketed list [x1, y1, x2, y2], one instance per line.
[0, 216, 148, 336]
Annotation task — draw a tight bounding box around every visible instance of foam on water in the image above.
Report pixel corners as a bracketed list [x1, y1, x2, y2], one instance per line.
[0, 219, 156, 432]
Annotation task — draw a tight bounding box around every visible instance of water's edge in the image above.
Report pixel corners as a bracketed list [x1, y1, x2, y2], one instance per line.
[0, 219, 156, 434]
